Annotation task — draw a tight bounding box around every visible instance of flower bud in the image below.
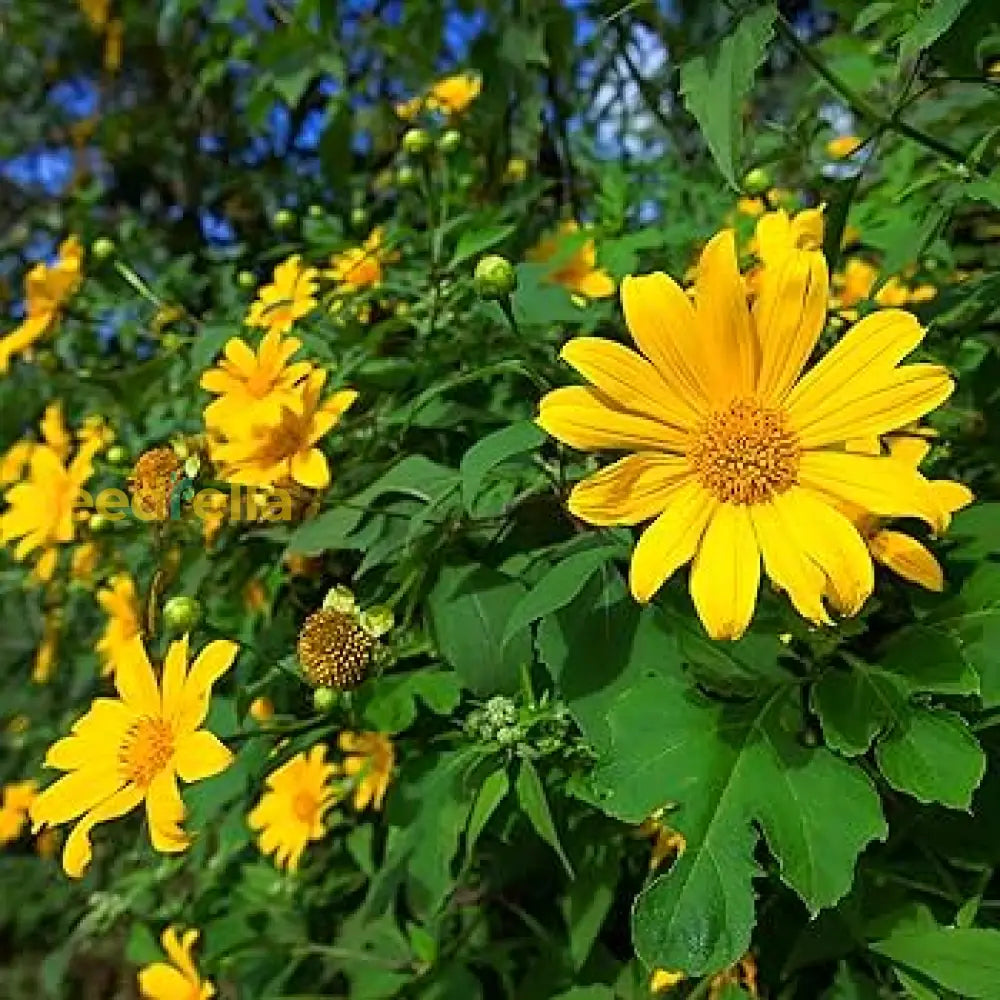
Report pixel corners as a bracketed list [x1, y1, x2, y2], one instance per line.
[313, 686, 337, 713]
[91, 237, 116, 260]
[249, 696, 274, 722]
[402, 128, 432, 157]
[474, 255, 517, 300]
[273, 208, 296, 230]
[163, 595, 202, 633]
[742, 167, 772, 196]
[308, 204, 324, 219]
[438, 129, 462, 154]
[89, 514, 110, 532]
[237, 270, 256, 289]
[396, 164, 418, 188]
[350, 207, 368, 229]
[360, 604, 394, 638]
[105, 444, 127, 464]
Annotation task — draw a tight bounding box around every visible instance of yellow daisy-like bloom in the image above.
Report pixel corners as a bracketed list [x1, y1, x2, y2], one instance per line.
[826, 135, 862, 159]
[327, 226, 397, 294]
[248, 745, 339, 871]
[138, 926, 215, 1000]
[527, 220, 616, 299]
[425, 72, 481, 115]
[30, 633, 237, 878]
[200, 329, 313, 432]
[246, 255, 319, 335]
[0, 780, 38, 846]
[212, 368, 357, 490]
[845, 434, 973, 592]
[0, 237, 84, 373]
[339, 731, 394, 811]
[537, 228, 956, 639]
[96, 573, 142, 675]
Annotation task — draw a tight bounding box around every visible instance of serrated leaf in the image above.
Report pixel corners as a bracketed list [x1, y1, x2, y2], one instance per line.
[811, 664, 908, 756]
[359, 670, 462, 733]
[872, 927, 1000, 998]
[459, 420, 545, 512]
[875, 706, 985, 809]
[679, 3, 777, 188]
[516, 758, 573, 877]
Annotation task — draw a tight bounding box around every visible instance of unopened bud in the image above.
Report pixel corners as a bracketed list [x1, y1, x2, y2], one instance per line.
[474, 255, 517, 300]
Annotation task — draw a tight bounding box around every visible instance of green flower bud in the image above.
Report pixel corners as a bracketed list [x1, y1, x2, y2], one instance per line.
[106, 444, 128, 465]
[473, 255, 517, 300]
[495, 725, 520, 747]
[350, 207, 368, 229]
[313, 686, 337, 713]
[322, 584, 358, 615]
[742, 167, 772, 196]
[396, 164, 418, 188]
[237, 270, 256, 289]
[308, 203, 324, 219]
[89, 514, 110, 532]
[161, 332, 182, 352]
[402, 128, 432, 157]
[438, 129, 462, 155]
[91, 236, 116, 260]
[273, 208, 296, 230]
[163, 595, 202, 633]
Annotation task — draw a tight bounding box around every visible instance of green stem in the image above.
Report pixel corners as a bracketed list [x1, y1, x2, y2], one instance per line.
[775, 14, 989, 177]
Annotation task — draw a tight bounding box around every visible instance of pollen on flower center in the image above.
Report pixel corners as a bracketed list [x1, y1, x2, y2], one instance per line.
[687, 398, 800, 505]
[292, 790, 320, 824]
[119, 717, 174, 786]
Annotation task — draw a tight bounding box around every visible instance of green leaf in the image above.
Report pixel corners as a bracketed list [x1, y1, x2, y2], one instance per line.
[871, 927, 1000, 998]
[502, 542, 623, 647]
[464, 766, 509, 864]
[427, 563, 532, 695]
[561, 844, 618, 969]
[360, 670, 462, 733]
[539, 598, 885, 975]
[949, 502, 1000, 559]
[679, 3, 777, 188]
[899, 0, 974, 63]
[449, 224, 516, 268]
[515, 758, 574, 877]
[811, 664, 908, 756]
[459, 420, 545, 512]
[875, 707, 985, 809]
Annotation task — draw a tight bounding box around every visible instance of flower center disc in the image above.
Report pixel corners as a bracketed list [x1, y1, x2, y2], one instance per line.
[119, 717, 174, 786]
[292, 791, 320, 824]
[688, 398, 800, 505]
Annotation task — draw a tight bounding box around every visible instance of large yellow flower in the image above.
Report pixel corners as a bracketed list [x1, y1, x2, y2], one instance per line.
[138, 926, 215, 1000]
[248, 745, 338, 871]
[327, 227, 397, 294]
[527, 221, 615, 299]
[30, 633, 236, 877]
[212, 369, 357, 490]
[246, 255, 319, 335]
[339, 731, 394, 811]
[537, 229, 956, 638]
[0, 237, 84, 373]
[200, 329, 312, 432]
[96, 573, 142, 675]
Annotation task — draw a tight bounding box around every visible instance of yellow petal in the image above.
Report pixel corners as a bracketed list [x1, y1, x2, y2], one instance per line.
[620, 272, 712, 411]
[931, 479, 974, 517]
[173, 730, 233, 783]
[115, 636, 161, 717]
[561, 338, 701, 430]
[61, 783, 143, 878]
[799, 450, 947, 531]
[146, 770, 190, 853]
[693, 230, 758, 398]
[750, 497, 832, 625]
[754, 251, 829, 403]
[138, 962, 192, 1000]
[689, 504, 761, 640]
[537, 386, 688, 453]
[290, 448, 329, 489]
[629, 478, 716, 603]
[160, 634, 190, 725]
[568, 453, 691, 526]
[574, 268, 615, 298]
[162, 927, 202, 984]
[869, 529, 944, 591]
[31, 766, 125, 829]
[176, 640, 238, 732]
[791, 363, 954, 449]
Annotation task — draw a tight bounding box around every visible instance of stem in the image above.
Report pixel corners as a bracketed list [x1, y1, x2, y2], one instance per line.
[775, 14, 990, 177]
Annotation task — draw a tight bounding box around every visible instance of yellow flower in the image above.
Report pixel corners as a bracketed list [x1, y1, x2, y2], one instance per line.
[537, 229, 955, 639]
[503, 157, 528, 184]
[248, 696, 274, 722]
[246, 255, 319, 335]
[200, 330, 313, 432]
[212, 369, 357, 490]
[138, 926, 215, 1000]
[71, 541, 101, 581]
[0, 780, 38, 846]
[425, 73, 481, 115]
[833, 259, 936, 314]
[394, 95, 425, 121]
[650, 969, 685, 993]
[826, 135, 862, 159]
[79, 0, 110, 30]
[844, 434, 972, 592]
[0, 437, 97, 577]
[527, 221, 615, 299]
[96, 573, 142, 675]
[30, 633, 236, 877]
[327, 227, 396, 294]
[0, 237, 83, 373]
[33, 612, 60, 684]
[248, 745, 339, 871]
[339, 731, 394, 811]
[753, 206, 825, 268]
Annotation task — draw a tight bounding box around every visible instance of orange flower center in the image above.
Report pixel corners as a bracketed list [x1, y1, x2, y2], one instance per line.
[688, 398, 800, 505]
[119, 717, 174, 786]
[292, 790, 320, 825]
